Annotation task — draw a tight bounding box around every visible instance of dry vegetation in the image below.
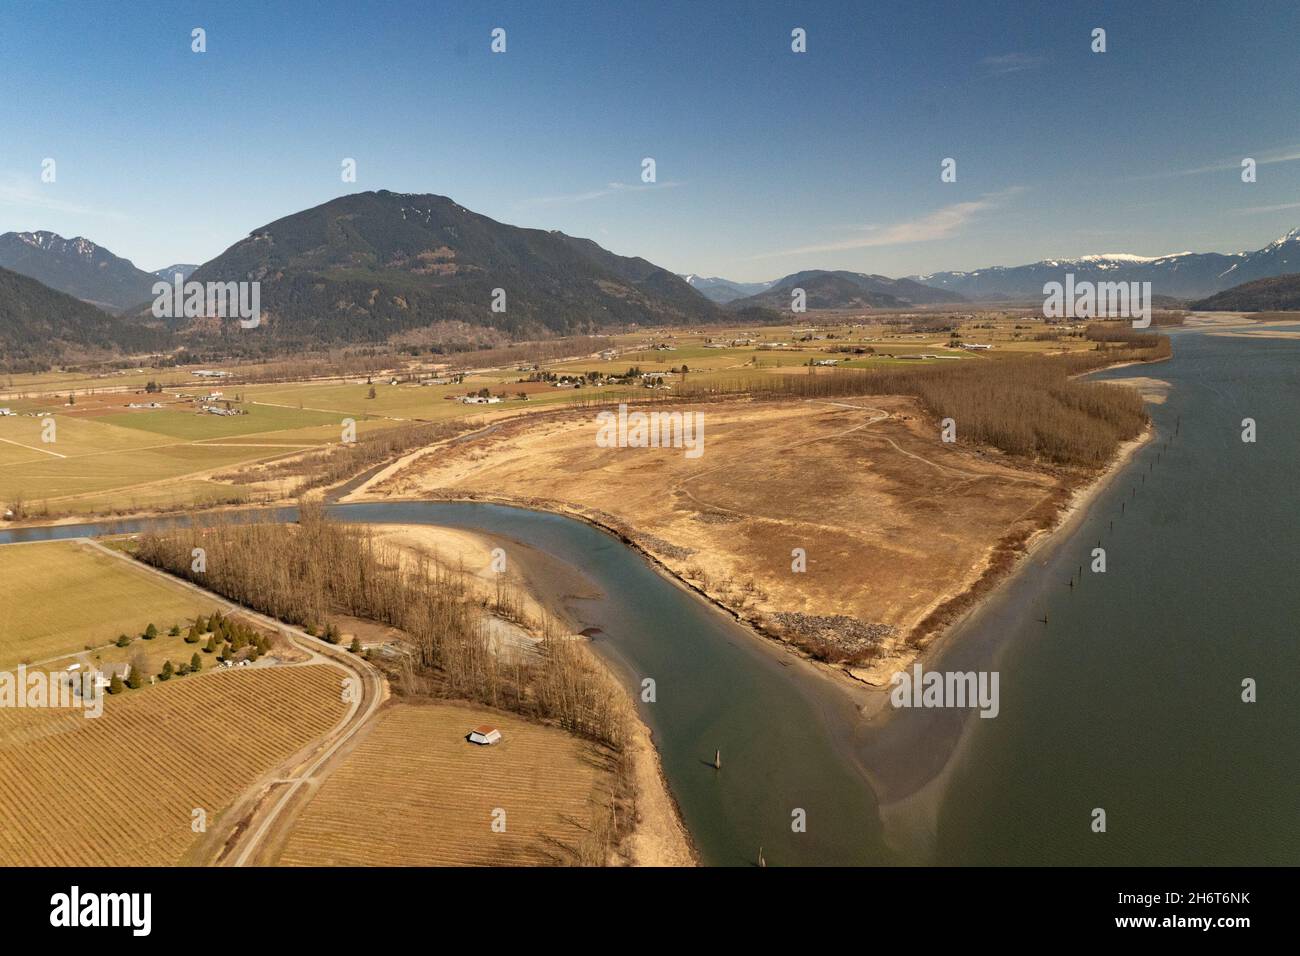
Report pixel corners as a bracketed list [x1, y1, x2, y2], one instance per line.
[135, 504, 626, 747]
[276, 701, 620, 866]
[364, 331, 1169, 679]
[222, 418, 473, 495]
[132, 504, 638, 861]
[677, 334, 1169, 467]
[0, 665, 347, 866]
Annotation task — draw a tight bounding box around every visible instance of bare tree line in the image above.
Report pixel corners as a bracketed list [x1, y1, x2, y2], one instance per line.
[672, 336, 1170, 468]
[133, 503, 631, 749]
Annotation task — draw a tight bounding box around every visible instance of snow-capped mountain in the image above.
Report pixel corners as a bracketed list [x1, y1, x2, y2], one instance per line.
[0, 231, 158, 312]
[679, 274, 776, 303]
[911, 229, 1300, 301]
[153, 263, 199, 282]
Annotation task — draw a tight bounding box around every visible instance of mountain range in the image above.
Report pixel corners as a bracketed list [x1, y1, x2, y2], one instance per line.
[679, 274, 776, 304]
[912, 229, 1300, 301]
[7, 192, 1300, 369]
[173, 191, 726, 344]
[0, 231, 158, 313]
[726, 269, 967, 310]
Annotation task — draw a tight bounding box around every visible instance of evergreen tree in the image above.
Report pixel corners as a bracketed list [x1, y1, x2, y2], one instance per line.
[190, 652, 203, 672]
[143, 623, 158, 640]
[158, 660, 173, 681]
[203, 635, 217, 654]
[108, 675, 124, 695]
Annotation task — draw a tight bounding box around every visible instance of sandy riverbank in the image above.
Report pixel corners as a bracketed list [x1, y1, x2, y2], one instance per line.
[364, 520, 696, 867]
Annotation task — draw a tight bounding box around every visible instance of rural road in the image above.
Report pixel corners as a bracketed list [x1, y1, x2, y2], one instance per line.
[83, 538, 387, 866]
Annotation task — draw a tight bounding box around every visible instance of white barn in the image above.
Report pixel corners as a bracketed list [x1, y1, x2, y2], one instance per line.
[467, 725, 502, 746]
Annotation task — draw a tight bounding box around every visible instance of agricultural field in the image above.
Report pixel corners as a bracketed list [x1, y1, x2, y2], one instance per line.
[0, 313, 1115, 519]
[0, 540, 216, 668]
[274, 701, 618, 866]
[0, 664, 348, 866]
[0, 391, 383, 512]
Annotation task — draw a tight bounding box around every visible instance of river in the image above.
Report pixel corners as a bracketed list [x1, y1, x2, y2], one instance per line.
[3, 325, 1295, 865]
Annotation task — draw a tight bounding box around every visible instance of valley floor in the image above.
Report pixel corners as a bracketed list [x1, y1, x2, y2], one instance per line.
[350, 396, 1095, 684]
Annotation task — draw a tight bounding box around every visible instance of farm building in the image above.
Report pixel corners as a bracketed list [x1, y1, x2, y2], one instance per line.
[93, 662, 131, 690]
[467, 725, 502, 745]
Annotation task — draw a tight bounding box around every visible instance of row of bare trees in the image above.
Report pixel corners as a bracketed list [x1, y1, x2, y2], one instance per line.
[133, 503, 630, 749]
[671, 336, 1170, 468]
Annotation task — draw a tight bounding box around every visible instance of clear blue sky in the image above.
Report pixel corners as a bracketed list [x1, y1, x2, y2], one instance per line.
[3, 0, 1299, 280]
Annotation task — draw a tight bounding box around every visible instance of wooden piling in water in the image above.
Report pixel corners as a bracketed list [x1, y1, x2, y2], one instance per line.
[713, 749, 721, 770]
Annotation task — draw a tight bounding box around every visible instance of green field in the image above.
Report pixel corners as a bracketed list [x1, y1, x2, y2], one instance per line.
[0, 540, 216, 668]
[0, 401, 371, 507]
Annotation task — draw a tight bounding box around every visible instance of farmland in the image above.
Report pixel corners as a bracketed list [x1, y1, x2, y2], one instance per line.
[0, 540, 216, 668]
[0, 313, 1127, 519]
[274, 701, 620, 866]
[0, 664, 348, 866]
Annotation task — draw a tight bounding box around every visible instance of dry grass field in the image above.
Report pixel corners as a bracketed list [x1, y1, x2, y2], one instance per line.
[274, 701, 618, 866]
[0, 540, 217, 668]
[0, 664, 348, 866]
[365, 397, 1070, 681]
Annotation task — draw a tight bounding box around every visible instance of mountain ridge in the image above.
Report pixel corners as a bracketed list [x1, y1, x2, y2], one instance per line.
[0, 231, 158, 312]
[910, 229, 1300, 301]
[728, 269, 967, 310]
[182, 190, 725, 344]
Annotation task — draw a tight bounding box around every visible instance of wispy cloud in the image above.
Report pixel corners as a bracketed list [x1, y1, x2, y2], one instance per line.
[0, 173, 125, 220]
[980, 52, 1045, 75]
[519, 180, 682, 207]
[1133, 143, 1300, 180]
[1235, 200, 1300, 215]
[751, 188, 1024, 260]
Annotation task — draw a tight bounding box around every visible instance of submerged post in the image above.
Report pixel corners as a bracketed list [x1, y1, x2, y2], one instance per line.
[714, 749, 721, 770]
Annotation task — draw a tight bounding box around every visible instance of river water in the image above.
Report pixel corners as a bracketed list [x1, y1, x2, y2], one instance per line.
[3, 325, 1295, 865]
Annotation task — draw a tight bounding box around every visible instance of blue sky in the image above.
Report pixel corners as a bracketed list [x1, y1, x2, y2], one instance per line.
[3, 0, 1300, 280]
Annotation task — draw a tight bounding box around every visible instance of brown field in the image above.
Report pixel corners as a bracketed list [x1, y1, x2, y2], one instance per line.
[362, 397, 1080, 681]
[0, 665, 348, 866]
[274, 701, 619, 866]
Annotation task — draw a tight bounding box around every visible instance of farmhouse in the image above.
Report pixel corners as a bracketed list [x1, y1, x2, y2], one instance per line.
[458, 395, 502, 404]
[93, 662, 131, 690]
[467, 725, 502, 745]
[960, 342, 994, 351]
[0, 408, 13, 416]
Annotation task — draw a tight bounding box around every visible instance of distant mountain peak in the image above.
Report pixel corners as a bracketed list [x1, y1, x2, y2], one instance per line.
[1266, 226, 1300, 247]
[910, 228, 1300, 301]
[0, 231, 156, 312]
[182, 190, 724, 343]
